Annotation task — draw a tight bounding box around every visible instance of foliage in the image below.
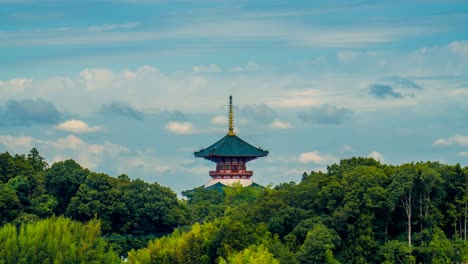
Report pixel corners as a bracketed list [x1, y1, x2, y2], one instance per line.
[128, 222, 218, 264]
[2, 149, 468, 263]
[45, 159, 89, 215]
[0, 148, 188, 257]
[0, 216, 120, 263]
[296, 223, 340, 264]
[219, 244, 280, 264]
[174, 158, 468, 263]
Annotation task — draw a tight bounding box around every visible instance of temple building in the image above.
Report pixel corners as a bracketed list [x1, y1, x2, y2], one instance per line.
[194, 96, 268, 190]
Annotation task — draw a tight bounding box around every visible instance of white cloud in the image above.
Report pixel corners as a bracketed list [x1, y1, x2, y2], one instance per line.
[403, 41, 468, 76]
[165, 121, 194, 134]
[0, 134, 128, 170]
[231, 61, 260, 72]
[211, 115, 227, 125]
[448, 88, 468, 96]
[0, 19, 427, 48]
[264, 154, 299, 164]
[0, 135, 34, 150]
[120, 154, 170, 176]
[123, 70, 137, 80]
[53, 136, 128, 169]
[0, 66, 371, 115]
[56, 120, 101, 133]
[368, 151, 384, 162]
[298, 151, 336, 164]
[337, 51, 360, 64]
[80, 68, 114, 91]
[231, 67, 244, 72]
[0, 78, 32, 92]
[332, 40, 468, 78]
[269, 119, 292, 129]
[269, 89, 321, 108]
[88, 22, 139, 32]
[53, 135, 127, 155]
[192, 64, 222, 73]
[433, 135, 468, 147]
[449, 41, 468, 58]
[341, 144, 352, 152]
[2, 38, 466, 116]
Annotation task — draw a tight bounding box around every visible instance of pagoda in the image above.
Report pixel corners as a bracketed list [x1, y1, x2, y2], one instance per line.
[194, 96, 268, 189]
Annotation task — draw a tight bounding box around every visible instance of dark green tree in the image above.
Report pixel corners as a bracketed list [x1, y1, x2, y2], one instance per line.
[45, 159, 89, 214]
[0, 183, 21, 225]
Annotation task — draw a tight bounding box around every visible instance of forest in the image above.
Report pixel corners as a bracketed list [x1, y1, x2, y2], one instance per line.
[1, 148, 468, 263]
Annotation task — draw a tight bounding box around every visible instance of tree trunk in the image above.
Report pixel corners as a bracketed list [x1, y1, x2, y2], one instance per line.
[424, 195, 430, 229]
[402, 192, 412, 257]
[460, 204, 463, 239]
[408, 212, 412, 256]
[419, 195, 423, 233]
[385, 222, 388, 241]
[465, 203, 467, 242]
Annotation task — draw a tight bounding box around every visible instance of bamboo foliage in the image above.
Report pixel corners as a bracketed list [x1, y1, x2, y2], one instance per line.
[0, 216, 120, 264]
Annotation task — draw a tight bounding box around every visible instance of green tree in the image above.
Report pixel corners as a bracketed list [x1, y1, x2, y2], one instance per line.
[296, 223, 340, 264]
[0, 152, 13, 183]
[29, 194, 58, 218]
[327, 157, 382, 179]
[414, 164, 445, 234]
[219, 244, 280, 264]
[426, 228, 455, 263]
[389, 164, 417, 260]
[378, 240, 411, 264]
[0, 183, 21, 224]
[332, 166, 388, 262]
[183, 186, 226, 223]
[122, 179, 188, 235]
[128, 221, 219, 264]
[66, 172, 117, 232]
[45, 159, 89, 214]
[27, 148, 48, 172]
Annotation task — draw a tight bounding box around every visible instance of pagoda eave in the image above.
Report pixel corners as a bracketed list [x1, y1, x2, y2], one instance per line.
[198, 155, 267, 163]
[209, 171, 253, 177]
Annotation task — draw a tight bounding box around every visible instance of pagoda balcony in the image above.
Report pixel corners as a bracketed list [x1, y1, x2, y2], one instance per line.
[209, 171, 253, 177]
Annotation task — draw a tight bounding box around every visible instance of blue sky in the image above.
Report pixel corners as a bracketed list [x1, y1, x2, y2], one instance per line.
[1, 0, 468, 194]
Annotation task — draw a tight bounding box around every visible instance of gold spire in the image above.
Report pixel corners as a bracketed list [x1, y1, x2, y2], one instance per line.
[228, 95, 235, 135]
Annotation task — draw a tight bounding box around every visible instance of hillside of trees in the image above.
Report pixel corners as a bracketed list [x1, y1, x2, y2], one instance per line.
[0, 148, 188, 257]
[1, 148, 468, 263]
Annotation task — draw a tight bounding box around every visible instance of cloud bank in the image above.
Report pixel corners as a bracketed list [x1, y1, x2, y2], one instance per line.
[0, 99, 62, 126]
[99, 101, 143, 120]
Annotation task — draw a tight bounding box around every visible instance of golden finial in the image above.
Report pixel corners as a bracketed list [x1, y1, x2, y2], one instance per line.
[228, 95, 235, 135]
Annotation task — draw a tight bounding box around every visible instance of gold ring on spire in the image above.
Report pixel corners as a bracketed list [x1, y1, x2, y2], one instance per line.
[228, 95, 235, 135]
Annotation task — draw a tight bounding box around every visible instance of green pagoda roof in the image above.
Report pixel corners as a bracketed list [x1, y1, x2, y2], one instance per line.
[194, 134, 268, 162]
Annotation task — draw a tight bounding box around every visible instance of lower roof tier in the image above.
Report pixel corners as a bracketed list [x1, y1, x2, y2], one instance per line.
[205, 178, 255, 188]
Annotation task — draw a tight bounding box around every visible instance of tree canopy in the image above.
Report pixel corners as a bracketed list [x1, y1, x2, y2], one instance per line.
[1, 150, 468, 263]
